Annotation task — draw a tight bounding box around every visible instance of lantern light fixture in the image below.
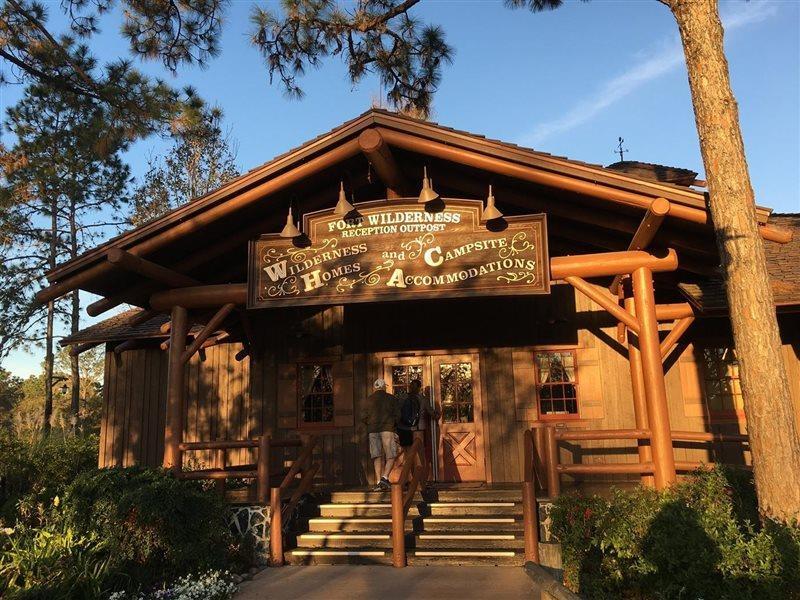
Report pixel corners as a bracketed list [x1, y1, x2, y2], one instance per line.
[417, 166, 440, 204]
[483, 185, 504, 221]
[334, 181, 355, 216]
[279, 204, 301, 238]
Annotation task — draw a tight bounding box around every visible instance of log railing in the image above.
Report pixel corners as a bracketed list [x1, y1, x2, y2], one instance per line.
[270, 435, 321, 567]
[176, 435, 320, 566]
[521, 424, 750, 560]
[390, 437, 428, 568]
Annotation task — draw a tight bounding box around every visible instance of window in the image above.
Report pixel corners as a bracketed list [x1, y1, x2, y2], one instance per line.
[391, 364, 423, 400]
[702, 347, 743, 415]
[298, 363, 334, 425]
[439, 362, 474, 423]
[534, 351, 578, 418]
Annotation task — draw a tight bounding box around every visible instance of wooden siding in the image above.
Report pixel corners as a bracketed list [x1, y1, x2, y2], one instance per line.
[99, 287, 800, 486]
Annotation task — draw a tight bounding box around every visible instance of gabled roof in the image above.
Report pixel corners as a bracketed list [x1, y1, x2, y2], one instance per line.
[46, 108, 776, 286]
[41, 109, 792, 318]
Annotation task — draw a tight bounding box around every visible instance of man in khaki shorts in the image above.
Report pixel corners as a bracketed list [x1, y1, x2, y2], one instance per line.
[364, 378, 400, 491]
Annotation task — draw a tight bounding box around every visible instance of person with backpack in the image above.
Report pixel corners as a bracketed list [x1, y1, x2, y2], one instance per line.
[396, 379, 439, 451]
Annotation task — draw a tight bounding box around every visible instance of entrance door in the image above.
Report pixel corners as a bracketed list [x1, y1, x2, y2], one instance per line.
[431, 354, 486, 482]
[383, 354, 486, 482]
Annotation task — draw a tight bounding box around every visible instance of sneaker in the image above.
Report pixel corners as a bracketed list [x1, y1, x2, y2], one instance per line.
[379, 477, 391, 491]
[371, 483, 384, 492]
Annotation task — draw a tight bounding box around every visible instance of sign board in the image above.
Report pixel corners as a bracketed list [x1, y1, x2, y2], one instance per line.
[248, 199, 549, 308]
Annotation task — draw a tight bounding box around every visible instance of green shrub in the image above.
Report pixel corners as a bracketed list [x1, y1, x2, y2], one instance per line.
[0, 501, 111, 599]
[551, 467, 800, 599]
[0, 434, 99, 524]
[63, 467, 235, 590]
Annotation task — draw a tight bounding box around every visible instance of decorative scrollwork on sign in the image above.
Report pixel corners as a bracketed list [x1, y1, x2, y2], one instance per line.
[497, 271, 537, 284]
[263, 248, 288, 262]
[266, 276, 299, 297]
[498, 231, 534, 259]
[336, 260, 395, 292]
[286, 238, 338, 263]
[400, 233, 435, 259]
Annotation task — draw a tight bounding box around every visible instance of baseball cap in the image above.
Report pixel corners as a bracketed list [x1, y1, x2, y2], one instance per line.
[373, 378, 387, 390]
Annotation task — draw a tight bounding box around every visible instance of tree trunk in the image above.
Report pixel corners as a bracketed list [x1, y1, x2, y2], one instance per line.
[43, 299, 54, 436]
[69, 199, 81, 434]
[669, 0, 800, 521]
[43, 197, 57, 436]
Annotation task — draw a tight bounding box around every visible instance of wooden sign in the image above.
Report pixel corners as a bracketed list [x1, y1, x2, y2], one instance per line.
[248, 199, 549, 308]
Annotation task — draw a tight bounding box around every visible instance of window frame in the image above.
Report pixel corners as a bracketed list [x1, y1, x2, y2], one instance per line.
[295, 360, 337, 430]
[700, 346, 745, 420]
[533, 349, 581, 421]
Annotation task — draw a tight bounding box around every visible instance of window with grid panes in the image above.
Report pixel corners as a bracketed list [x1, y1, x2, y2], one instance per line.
[298, 363, 334, 425]
[534, 351, 579, 417]
[702, 347, 744, 415]
[439, 362, 474, 423]
[391, 364, 423, 401]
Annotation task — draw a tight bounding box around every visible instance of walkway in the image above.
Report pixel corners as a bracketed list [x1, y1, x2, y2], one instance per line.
[236, 566, 539, 600]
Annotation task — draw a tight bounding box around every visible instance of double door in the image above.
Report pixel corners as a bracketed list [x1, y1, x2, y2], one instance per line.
[384, 354, 486, 482]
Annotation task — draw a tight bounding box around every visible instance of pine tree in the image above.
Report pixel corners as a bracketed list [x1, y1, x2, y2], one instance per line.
[131, 101, 239, 225]
[1, 81, 129, 434]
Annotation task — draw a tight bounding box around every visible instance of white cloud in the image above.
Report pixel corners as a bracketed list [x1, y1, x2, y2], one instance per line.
[519, 1, 779, 147]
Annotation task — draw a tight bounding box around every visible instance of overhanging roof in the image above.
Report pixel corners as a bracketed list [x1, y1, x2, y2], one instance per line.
[40, 109, 792, 313]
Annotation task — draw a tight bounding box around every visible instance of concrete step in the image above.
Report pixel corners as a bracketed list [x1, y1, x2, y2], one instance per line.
[412, 516, 523, 532]
[286, 548, 393, 566]
[407, 549, 524, 567]
[316, 501, 521, 518]
[417, 502, 521, 517]
[307, 517, 395, 532]
[413, 532, 525, 550]
[327, 490, 420, 504]
[296, 532, 394, 549]
[422, 489, 523, 503]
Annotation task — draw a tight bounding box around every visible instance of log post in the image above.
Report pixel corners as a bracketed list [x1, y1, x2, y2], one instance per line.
[358, 129, 409, 197]
[163, 305, 188, 470]
[544, 426, 561, 498]
[522, 480, 540, 563]
[270, 487, 284, 566]
[391, 483, 406, 567]
[632, 267, 677, 489]
[624, 296, 655, 487]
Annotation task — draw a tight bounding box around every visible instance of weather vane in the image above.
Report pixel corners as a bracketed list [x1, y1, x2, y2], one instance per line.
[615, 137, 628, 162]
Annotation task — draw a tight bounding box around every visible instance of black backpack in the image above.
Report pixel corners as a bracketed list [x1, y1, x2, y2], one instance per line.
[400, 394, 421, 428]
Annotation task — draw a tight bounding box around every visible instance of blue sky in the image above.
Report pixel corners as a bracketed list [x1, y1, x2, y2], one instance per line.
[2, 0, 798, 377]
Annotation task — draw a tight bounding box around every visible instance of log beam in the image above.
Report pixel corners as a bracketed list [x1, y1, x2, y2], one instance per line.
[550, 249, 678, 280]
[163, 305, 188, 470]
[150, 283, 247, 311]
[37, 139, 361, 305]
[69, 341, 101, 357]
[655, 303, 694, 321]
[107, 248, 200, 288]
[632, 267, 677, 489]
[660, 316, 696, 361]
[377, 127, 792, 243]
[609, 198, 671, 295]
[565, 275, 640, 333]
[113, 339, 155, 355]
[181, 303, 236, 363]
[358, 129, 409, 197]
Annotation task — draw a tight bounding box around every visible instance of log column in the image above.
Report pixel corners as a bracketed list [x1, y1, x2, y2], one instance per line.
[631, 268, 676, 489]
[624, 296, 654, 488]
[163, 305, 188, 470]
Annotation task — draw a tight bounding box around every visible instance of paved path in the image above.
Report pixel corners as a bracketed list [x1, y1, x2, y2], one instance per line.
[236, 566, 538, 600]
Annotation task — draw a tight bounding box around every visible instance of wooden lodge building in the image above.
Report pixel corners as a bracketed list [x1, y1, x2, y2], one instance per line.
[44, 110, 800, 566]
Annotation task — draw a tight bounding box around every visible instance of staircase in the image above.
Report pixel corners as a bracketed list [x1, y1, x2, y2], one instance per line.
[286, 486, 525, 566]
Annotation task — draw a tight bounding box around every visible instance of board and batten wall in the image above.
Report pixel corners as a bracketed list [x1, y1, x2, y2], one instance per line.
[98, 283, 800, 484]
